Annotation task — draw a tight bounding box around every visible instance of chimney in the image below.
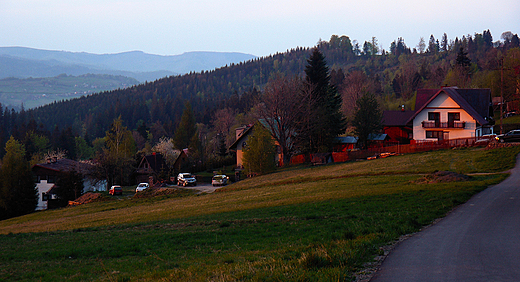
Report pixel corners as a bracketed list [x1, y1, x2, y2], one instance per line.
[46, 158, 52, 164]
[236, 126, 247, 139]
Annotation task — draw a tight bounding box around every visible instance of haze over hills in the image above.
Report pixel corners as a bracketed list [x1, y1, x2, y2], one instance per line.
[0, 47, 256, 82]
[0, 47, 257, 109]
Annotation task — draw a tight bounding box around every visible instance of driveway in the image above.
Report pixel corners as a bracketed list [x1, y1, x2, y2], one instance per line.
[372, 155, 520, 282]
[182, 183, 222, 194]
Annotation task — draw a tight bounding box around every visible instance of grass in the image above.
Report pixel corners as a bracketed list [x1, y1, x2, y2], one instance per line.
[0, 146, 519, 281]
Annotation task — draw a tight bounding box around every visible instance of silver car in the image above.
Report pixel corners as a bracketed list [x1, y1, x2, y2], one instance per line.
[211, 175, 229, 186]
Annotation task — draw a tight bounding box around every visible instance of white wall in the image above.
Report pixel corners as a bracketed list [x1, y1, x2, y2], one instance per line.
[36, 180, 53, 211]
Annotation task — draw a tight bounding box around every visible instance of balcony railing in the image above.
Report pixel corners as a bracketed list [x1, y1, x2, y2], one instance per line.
[422, 121, 466, 129]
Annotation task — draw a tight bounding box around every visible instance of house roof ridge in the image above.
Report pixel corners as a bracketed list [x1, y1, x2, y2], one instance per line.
[406, 87, 488, 126]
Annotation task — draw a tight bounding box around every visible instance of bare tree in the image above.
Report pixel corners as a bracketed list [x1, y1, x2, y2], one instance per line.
[340, 70, 370, 120]
[417, 37, 426, 54]
[256, 75, 314, 166]
[212, 107, 237, 147]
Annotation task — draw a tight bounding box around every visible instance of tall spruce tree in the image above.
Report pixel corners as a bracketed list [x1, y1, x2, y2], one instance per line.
[173, 102, 197, 149]
[299, 47, 346, 153]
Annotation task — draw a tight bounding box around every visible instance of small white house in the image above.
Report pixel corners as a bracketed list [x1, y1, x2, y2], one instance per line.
[408, 87, 494, 142]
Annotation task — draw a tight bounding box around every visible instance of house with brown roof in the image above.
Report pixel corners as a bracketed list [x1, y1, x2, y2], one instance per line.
[32, 158, 103, 210]
[383, 87, 494, 143]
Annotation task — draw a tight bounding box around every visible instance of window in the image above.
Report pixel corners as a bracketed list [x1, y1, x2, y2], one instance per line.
[428, 112, 440, 121]
[426, 131, 443, 139]
[448, 112, 460, 121]
[428, 112, 440, 127]
[448, 112, 460, 128]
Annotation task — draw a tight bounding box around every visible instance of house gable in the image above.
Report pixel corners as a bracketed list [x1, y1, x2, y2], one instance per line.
[229, 122, 284, 168]
[410, 87, 493, 141]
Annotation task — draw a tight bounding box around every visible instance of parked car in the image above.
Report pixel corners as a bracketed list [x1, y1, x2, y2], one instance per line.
[476, 134, 497, 144]
[177, 173, 197, 186]
[211, 175, 229, 186]
[135, 182, 149, 192]
[495, 130, 520, 143]
[109, 185, 123, 195]
[503, 111, 517, 118]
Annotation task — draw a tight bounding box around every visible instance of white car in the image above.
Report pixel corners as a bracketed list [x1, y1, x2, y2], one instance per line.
[135, 182, 149, 192]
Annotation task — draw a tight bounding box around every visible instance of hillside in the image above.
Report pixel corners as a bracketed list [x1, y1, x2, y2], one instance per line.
[0, 47, 256, 81]
[0, 147, 517, 281]
[0, 74, 139, 109]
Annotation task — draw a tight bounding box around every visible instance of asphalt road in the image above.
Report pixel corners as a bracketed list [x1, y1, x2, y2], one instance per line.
[372, 155, 520, 282]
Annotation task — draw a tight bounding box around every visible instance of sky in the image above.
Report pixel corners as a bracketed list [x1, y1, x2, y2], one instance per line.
[1, 0, 519, 57]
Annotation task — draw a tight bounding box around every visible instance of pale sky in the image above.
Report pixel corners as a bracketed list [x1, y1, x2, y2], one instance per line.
[1, 0, 518, 57]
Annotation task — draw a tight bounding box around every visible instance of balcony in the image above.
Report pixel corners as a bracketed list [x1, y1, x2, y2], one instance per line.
[422, 121, 466, 129]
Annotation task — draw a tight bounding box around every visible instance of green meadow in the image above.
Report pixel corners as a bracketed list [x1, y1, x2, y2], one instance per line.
[0, 146, 519, 281]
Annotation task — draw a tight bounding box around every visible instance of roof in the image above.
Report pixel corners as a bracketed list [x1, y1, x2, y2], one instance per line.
[333, 136, 358, 144]
[408, 87, 491, 126]
[141, 153, 168, 172]
[382, 111, 416, 127]
[368, 133, 389, 141]
[32, 158, 92, 175]
[332, 134, 388, 144]
[229, 125, 254, 150]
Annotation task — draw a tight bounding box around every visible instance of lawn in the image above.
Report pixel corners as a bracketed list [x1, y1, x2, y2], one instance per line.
[0, 146, 519, 281]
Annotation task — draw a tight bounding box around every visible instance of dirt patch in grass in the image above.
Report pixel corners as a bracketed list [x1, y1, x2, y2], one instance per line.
[414, 171, 470, 184]
[132, 187, 183, 199]
[74, 192, 107, 204]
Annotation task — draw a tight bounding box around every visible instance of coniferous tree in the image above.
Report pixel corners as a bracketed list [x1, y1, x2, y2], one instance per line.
[298, 47, 346, 153]
[173, 102, 197, 149]
[352, 93, 382, 150]
[0, 136, 38, 220]
[54, 170, 84, 206]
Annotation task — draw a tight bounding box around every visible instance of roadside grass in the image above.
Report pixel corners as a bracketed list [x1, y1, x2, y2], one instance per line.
[0, 146, 519, 281]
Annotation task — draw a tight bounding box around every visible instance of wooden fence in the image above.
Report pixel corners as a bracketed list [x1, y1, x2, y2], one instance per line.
[291, 137, 490, 164]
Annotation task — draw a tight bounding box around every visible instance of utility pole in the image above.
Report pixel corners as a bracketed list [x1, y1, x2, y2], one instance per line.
[500, 57, 504, 134]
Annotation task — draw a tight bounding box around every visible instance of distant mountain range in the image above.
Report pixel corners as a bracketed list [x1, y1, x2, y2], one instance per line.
[0, 47, 256, 109]
[0, 47, 257, 82]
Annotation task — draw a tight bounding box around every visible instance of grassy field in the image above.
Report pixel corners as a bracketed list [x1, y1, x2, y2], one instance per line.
[1, 146, 519, 281]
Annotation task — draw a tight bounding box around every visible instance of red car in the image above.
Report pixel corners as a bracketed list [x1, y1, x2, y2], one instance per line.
[109, 185, 123, 195]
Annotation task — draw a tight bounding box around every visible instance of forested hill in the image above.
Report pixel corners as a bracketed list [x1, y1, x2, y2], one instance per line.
[2, 30, 520, 157]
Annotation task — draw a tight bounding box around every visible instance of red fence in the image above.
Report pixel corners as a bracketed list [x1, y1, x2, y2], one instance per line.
[291, 137, 488, 164]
